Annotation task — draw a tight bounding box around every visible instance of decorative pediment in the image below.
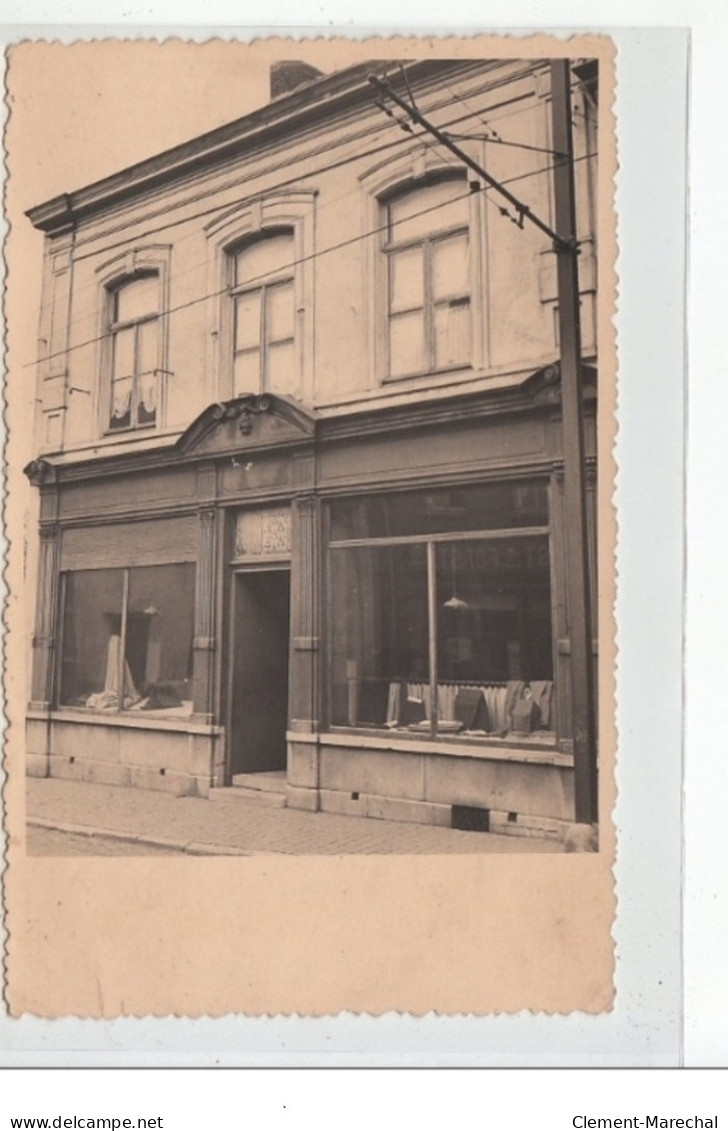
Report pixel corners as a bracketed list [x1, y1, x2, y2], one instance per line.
[176, 393, 316, 457]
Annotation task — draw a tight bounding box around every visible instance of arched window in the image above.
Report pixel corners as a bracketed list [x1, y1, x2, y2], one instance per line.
[107, 271, 160, 431]
[230, 229, 297, 397]
[383, 177, 471, 379]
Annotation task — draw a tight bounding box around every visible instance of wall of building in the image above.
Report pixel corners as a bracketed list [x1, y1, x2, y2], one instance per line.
[25, 60, 600, 836]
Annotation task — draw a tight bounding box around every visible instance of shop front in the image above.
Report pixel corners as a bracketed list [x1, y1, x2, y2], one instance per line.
[26, 374, 596, 839]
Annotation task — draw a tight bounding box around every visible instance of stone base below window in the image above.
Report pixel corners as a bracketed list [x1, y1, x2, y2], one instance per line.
[26, 713, 224, 798]
[317, 787, 570, 841]
[285, 733, 576, 838]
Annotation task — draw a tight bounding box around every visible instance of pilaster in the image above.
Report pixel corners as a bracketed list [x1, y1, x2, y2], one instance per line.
[287, 492, 322, 809]
[30, 524, 59, 709]
[192, 506, 217, 721]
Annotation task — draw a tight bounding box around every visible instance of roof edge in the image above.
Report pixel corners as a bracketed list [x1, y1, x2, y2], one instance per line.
[26, 58, 488, 235]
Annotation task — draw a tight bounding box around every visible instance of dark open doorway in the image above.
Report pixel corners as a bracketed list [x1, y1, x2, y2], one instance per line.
[229, 568, 291, 778]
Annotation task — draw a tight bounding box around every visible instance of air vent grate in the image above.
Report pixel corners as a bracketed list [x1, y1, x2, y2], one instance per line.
[451, 805, 490, 833]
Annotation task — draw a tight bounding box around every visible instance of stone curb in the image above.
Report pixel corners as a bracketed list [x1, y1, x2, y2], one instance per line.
[27, 816, 253, 857]
[185, 841, 255, 856]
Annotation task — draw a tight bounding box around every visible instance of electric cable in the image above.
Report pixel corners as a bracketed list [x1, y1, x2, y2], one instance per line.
[26, 148, 597, 373]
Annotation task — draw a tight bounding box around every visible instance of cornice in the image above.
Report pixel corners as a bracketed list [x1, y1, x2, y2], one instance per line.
[318, 363, 597, 444]
[24, 363, 597, 489]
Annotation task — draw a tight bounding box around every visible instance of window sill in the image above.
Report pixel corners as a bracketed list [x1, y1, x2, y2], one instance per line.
[382, 362, 473, 385]
[316, 728, 573, 768]
[104, 422, 158, 438]
[28, 706, 223, 735]
[46, 425, 185, 462]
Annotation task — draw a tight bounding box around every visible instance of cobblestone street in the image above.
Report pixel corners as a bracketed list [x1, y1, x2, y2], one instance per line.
[26, 778, 563, 855]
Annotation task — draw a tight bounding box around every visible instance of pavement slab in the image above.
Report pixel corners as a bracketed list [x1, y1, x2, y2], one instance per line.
[25, 777, 563, 855]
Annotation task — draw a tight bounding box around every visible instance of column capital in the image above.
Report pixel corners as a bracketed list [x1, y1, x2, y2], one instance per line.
[292, 492, 319, 514]
[38, 522, 60, 542]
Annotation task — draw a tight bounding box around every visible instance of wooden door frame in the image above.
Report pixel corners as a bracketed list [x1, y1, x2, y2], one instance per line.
[225, 560, 291, 784]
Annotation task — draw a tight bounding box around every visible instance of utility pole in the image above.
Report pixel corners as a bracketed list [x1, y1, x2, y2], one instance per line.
[550, 60, 598, 825]
[370, 62, 598, 826]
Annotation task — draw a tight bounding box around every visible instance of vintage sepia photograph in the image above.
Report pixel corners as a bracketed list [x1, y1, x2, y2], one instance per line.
[4, 35, 618, 1017]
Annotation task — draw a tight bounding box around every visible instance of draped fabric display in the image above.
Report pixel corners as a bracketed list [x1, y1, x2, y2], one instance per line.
[85, 634, 139, 711]
[60, 564, 195, 717]
[382, 680, 554, 736]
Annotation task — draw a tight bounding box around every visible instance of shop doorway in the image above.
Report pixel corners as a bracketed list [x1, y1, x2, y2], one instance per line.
[229, 568, 291, 777]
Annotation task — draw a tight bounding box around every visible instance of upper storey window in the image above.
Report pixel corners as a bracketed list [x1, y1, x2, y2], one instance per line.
[230, 229, 297, 397]
[107, 272, 160, 432]
[383, 177, 471, 380]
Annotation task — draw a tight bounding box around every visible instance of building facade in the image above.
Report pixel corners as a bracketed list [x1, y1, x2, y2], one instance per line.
[24, 57, 599, 841]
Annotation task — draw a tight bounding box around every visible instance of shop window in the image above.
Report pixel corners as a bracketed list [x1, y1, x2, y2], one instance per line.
[230, 229, 300, 399]
[383, 177, 471, 379]
[329, 484, 555, 742]
[59, 563, 195, 716]
[107, 272, 161, 431]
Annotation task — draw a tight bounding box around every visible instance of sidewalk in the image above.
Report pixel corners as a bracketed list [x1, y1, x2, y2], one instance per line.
[26, 777, 563, 855]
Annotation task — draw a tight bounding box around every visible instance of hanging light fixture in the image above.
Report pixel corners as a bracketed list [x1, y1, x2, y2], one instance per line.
[443, 547, 469, 610]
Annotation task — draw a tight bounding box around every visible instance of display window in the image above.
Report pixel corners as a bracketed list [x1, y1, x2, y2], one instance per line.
[58, 563, 196, 717]
[329, 483, 555, 742]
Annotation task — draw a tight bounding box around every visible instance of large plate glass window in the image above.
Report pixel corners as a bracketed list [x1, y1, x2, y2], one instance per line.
[59, 563, 196, 717]
[329, 483, 555, 741]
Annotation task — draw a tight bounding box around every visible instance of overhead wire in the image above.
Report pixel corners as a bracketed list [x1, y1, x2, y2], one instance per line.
[26, 147, 598, 373]
[62, 62, 489, 259]
[35, 65, 539, 331]
[45, 77, 547, 274]
[35, 88, 510, 326]
[435, 73, 590, 158]
[35, 112, 430, 324]
[387, 66, 598, 233]
[25, 179, 476, 371]
[444, 132, 561, 156]
[374, 72, 548, 234]
[28, 64, 597, 368]
[35, 113, 453, 342]
[51, 86, 570, 331]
